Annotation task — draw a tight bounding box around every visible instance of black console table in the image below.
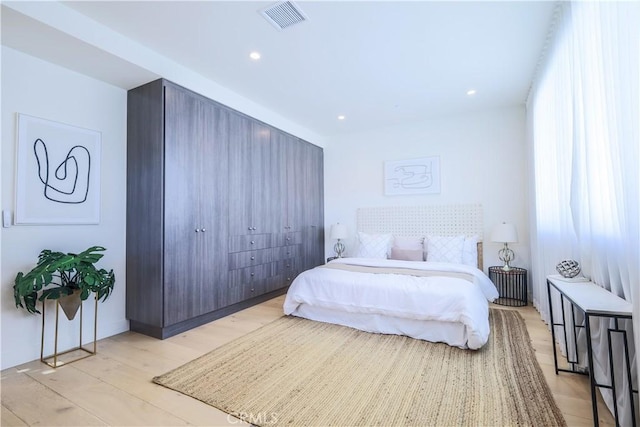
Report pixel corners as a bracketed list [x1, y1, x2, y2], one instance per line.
[546, 275, 636, 426]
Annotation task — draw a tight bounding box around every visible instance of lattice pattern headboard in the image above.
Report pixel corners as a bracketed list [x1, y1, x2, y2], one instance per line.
[356, 204, 484, 269]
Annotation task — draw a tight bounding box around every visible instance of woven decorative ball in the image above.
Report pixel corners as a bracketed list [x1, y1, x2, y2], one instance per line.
[556, 260, 581, 278]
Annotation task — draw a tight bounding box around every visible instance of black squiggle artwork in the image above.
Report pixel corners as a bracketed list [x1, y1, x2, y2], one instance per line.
[33, 138, 91, 204]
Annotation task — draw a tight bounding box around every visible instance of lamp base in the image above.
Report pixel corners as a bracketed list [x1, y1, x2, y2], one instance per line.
[334, 240, 345, 258]
[498, 243, 515, 271]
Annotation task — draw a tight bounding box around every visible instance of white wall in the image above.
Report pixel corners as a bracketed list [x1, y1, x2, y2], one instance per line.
[323, 106, 530, 272]
[1, 46, 128, 369]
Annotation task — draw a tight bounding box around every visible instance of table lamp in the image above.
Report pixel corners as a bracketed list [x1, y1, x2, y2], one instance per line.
[330, 223, 348, 258]
[491, 222, 518, 271]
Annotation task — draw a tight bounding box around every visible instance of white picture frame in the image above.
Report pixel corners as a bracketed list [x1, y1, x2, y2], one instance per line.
[384, 156, 440, 196]
[15, 114, 101, 225]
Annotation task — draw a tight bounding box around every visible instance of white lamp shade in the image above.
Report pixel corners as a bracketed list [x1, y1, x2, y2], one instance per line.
[330, 223, 348, 240]
[491, 222, 518, 243]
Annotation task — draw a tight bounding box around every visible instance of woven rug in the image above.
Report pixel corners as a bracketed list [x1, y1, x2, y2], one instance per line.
[153, 309, 565, 426]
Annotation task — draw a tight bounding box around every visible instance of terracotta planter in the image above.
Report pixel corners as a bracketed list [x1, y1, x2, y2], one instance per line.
[58, 289, 82, 321]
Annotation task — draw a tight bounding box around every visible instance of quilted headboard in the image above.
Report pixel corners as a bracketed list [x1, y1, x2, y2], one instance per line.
[356, 204, 484, 269]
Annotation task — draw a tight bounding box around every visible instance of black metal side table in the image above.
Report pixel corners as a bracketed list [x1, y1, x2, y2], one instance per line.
[489, 266, 528, 306]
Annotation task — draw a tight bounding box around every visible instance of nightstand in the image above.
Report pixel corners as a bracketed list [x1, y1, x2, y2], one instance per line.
[489, 266, 528, 306]
[326, 256, 338, 263]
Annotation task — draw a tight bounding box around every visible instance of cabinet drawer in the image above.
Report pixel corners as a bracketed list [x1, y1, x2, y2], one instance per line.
[229, 248, 276, 270]
[227, 265, 267, 302]
[278, 257, 299, 278]
[277, 245, 300, 260]
[229, 264, 268, 284]
[264, 258, 300, 293]
[273, 232, 302, 247]
[225, 281, 265, 306]
[229, 234, 272, 252]
[285, 232, 302, 245]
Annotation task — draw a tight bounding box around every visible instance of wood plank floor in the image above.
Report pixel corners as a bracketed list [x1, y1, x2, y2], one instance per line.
[1, 296, 615, 426]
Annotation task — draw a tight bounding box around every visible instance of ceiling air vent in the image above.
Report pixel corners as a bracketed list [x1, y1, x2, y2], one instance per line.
[260, 1, 308, 30]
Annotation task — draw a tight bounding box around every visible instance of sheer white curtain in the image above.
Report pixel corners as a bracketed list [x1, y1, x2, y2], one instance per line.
[527, 2, 640, 425]
[527, 5, 577, 326]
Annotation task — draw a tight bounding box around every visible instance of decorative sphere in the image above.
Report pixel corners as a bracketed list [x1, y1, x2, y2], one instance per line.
[556, 260, 581, 278]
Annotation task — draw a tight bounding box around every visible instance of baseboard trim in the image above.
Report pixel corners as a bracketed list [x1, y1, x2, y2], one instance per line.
[129, 288, 288, 339]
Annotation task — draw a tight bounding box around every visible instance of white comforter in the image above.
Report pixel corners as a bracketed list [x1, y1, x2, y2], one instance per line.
[283, 258, 499, 349]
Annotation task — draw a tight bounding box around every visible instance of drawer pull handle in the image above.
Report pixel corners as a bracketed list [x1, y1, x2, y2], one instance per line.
[250, 241, 255, 245]
[251, 288, 255, 292]
[251, 256, 255, 260]
[201, 228, 206, 232]
[250, 272, 255, 276]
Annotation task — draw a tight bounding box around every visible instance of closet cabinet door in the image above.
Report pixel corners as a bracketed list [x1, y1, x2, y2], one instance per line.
[302, 143, 325, 271]
[284, 134, 305, 233]
[200, 102, 229, 313]
[163, 85, 202, 326]
[228, 113, 255, 236]
[228, 116, 281, 236]
[251, 122, 280, 234]
[270, 129, 288, 234]
[163, 85, 229, 325]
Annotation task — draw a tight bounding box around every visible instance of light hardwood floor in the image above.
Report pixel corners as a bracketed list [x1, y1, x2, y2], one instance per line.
[1, 296, 614, 426]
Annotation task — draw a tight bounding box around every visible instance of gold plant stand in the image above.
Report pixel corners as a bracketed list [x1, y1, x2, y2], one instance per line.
[40, 294, 98, 368]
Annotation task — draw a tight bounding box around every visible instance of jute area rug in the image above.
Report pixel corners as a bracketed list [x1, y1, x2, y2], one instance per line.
[153, 309, 565, 427]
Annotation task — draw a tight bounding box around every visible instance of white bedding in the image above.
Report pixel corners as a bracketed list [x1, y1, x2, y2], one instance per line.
[283, 258, 499, 349]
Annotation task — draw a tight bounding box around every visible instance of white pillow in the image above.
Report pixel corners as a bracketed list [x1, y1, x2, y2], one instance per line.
[392, 236, 424, 250]
[426, 235, 465, 264]
[356, 232, 393, 258]
[462, 235, 479, 267]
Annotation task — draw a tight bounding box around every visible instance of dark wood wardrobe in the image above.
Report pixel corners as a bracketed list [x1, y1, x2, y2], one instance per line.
[126, 79, 324, 339]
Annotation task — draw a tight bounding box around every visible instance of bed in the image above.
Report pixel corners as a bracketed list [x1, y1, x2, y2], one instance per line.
[283, 204, 499, 350]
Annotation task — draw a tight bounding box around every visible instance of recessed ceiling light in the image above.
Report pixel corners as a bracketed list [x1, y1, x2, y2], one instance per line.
[337, 115, 346, 120]
[249, 51, 261, 60]
[467, 89, 477, 96]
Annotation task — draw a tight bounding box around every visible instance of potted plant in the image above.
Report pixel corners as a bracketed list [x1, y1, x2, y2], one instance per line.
[13, 246, 115, 320]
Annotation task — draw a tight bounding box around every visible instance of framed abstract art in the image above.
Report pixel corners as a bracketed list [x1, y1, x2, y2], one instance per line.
[15, 114, 101, 224]
[384, 156, 440, 196]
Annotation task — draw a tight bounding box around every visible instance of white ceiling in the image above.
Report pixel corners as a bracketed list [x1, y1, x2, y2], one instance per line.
[2, 1, 556, 137]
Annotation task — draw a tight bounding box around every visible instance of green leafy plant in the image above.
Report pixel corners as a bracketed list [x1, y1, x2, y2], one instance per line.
[13, 246, 115, 315]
